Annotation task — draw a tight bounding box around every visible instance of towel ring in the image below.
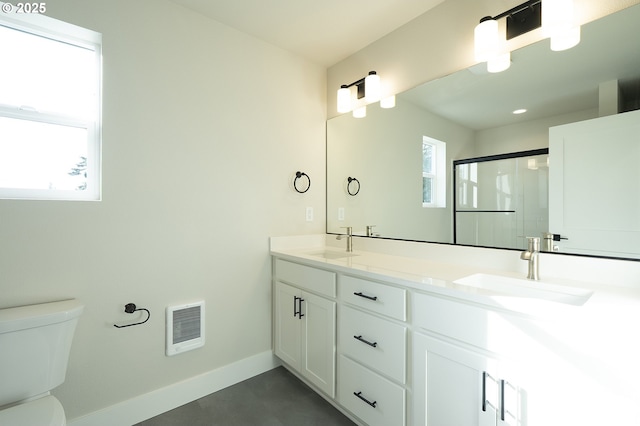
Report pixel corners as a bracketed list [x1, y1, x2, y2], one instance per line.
[294, 171, 311, 193]
[347, 177, 360, 196]
[114, 303, 151, 328]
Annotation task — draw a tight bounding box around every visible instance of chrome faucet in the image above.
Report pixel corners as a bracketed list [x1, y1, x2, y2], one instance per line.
[337, 226, 353, 252]
[366, 225, 377, 237]
[520, 237, 540, 280]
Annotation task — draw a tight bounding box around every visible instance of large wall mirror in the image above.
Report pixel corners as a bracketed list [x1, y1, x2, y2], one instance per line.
[327, 4, 640, 260]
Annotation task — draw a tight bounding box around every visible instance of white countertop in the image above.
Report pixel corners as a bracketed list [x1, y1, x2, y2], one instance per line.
[270, 235, 640, 318]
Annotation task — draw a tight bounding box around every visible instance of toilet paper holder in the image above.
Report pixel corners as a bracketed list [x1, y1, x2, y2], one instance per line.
[114, 303, 150, 328]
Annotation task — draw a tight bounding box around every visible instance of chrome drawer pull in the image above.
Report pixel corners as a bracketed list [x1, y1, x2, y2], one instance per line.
[354, 291, 378, 301]
[353, 335, 378, 348]
[354, 391, 377, 408]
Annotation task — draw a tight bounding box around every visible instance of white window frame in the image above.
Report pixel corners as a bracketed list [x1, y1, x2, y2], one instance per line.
[422, 136, 446, 208]
[0, 5, 102, 201]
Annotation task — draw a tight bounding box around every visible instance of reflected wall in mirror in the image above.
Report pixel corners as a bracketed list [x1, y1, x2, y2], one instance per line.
[326, 4, 640, 260]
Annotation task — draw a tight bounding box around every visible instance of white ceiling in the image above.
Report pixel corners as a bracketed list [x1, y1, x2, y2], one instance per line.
[169, 0, 445, 67]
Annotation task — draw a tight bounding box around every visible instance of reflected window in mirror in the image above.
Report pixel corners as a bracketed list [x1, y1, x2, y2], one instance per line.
[422, 136, 446, 208]
[457, 163, 478, 209]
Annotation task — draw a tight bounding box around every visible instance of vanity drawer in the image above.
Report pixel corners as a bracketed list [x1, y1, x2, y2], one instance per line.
[338, 355, 405, 426]
[339, 275, 406, 321]
[338, 305, 406, 383]
[275, 259, 336, 298]
[413, 292, 493, 351]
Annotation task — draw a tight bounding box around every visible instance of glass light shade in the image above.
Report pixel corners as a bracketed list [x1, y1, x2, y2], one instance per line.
[337, 86, 352, 113]
[542, 0, 580, 51]
[364, 72, 381, 102]
[487, 51, 510, 73]
[380, 95, 396, 109]
[550, 26, 580, 51]
[352, 106, 366, 118]
[542, 0, 572, 34]
[474, 19, 499, 62]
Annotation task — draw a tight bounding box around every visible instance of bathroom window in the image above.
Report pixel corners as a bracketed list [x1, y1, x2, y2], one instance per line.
[0, 8, 102, 200]
[422, 136, 446, 208]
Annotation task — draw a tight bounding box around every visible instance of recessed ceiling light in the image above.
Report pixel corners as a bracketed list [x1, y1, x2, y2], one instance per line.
[513, 108, 527, 114]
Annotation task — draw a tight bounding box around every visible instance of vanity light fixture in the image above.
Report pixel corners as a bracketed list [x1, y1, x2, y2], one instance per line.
[337, 70, 394, 116]
[474, 0, 580, 73]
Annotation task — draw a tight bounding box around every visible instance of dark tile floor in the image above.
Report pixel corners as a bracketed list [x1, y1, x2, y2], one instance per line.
[135, 366, 356, 426]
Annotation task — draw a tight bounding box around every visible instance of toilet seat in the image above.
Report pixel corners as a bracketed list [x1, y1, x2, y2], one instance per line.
[0, 395, 66, 426]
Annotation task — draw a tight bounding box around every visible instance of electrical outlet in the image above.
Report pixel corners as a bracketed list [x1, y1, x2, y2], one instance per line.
[306, 206, 313, 222]
[338, 207, 345, 221]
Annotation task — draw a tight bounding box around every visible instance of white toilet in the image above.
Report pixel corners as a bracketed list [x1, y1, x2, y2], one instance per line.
[0, 299, 84, 426]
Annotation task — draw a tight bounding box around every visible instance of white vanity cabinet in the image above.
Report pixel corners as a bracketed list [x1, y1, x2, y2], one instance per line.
[337, 275, 407, 426]
[412, 333, 520, 426]
[273, 259, 337, 398]
[270, 237, 640, 426]
[412, 292, 522, 426]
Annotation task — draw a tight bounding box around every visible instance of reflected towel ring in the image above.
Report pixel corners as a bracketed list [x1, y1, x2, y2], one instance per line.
[114, 303, 150, 328]
[347, 177, 360, 196]
[294, 171, 311, 193]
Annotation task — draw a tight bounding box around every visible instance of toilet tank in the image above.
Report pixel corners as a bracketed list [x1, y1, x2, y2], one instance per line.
[0, 299, 84, 408]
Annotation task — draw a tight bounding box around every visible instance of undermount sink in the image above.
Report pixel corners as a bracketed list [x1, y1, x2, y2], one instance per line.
[453, 273, 594, 306]
[308, 250, 359, 260]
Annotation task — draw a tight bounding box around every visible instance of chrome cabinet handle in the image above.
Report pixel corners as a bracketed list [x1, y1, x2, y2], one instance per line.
[354, 291, 378, 301]
[353, 335, 378, 348]
[354, 391, 377, 408]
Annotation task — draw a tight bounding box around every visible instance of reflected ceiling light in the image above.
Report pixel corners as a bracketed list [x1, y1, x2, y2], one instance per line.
[513, 108, 527, 114]
[474, 1, 580, 73]
[337, 70, 394, 113]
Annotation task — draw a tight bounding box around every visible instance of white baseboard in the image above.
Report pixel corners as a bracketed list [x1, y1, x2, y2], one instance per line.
[68, 351, 280, 426]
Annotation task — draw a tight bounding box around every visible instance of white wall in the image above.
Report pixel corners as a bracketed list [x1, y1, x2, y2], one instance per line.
[0, 0, 326, 422]
[474, 108, 597, 156]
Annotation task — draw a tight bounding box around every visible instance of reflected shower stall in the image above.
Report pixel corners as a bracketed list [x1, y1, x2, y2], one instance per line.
[453, 149, 549, 250]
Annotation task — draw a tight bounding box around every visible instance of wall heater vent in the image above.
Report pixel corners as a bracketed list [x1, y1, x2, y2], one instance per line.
[166, 301, 204, 356]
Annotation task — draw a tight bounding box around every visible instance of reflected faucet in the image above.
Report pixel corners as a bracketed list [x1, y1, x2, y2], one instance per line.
[520, 237, 540, 280]
[337, 226, 353, 252]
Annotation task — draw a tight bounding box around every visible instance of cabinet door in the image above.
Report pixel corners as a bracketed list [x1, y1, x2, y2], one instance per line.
[413, 332, 499, 426]
[274, 282, 301, 370]
[301, 291, 336, 398]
